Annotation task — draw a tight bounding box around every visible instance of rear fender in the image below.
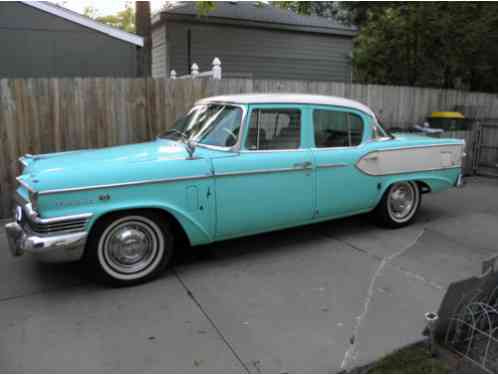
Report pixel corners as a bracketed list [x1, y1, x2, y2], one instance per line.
[376, 170, 459, 206]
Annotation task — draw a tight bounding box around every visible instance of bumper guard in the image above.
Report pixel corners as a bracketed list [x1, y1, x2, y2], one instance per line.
[4, 222, 87, 263]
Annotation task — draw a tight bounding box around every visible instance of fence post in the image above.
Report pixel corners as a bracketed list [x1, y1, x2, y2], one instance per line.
[170, 70, 176, 80]
[191, 63, 199, 78]
[212, 57, 222, 80]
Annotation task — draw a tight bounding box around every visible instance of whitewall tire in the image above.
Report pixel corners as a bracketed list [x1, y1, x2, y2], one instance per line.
[86, 211, 173, 286]
[375, 181, 421, 228]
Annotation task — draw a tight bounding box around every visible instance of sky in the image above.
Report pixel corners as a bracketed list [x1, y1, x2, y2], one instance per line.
[51, 0, 168, 16]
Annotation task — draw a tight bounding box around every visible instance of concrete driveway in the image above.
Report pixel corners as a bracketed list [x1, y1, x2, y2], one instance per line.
[1, 177, 497, 372]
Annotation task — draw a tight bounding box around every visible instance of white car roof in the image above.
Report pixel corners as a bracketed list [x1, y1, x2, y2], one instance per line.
[196, 93, 375, 118]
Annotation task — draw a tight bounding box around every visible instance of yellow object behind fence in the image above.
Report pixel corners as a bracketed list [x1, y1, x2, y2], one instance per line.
[430, 111, 465, 119]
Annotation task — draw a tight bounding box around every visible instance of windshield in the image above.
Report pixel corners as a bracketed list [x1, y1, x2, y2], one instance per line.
[160, 104, 242, 148]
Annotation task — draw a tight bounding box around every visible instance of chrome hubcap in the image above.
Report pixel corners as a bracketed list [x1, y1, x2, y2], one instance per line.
[104, 221, 158, 274]
[388, 183, 416, 221]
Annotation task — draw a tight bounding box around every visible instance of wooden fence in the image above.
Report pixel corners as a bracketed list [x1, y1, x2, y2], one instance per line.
[2, 77, 498, 218]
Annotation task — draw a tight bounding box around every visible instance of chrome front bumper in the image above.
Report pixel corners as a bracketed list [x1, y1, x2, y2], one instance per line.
[455, 173, 464, 188]
[4, 222, 87, 263]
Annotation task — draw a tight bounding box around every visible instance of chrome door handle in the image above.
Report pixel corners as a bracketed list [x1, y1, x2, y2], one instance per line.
[293, 161, 313, 169]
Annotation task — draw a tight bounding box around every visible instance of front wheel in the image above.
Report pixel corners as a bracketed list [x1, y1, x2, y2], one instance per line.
[374, 181, 421, 228]
[85, 211, 173, 286]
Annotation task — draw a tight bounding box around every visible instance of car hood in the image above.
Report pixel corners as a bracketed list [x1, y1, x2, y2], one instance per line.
[19, 139, 219, 194]
[24, 140, 188, 172]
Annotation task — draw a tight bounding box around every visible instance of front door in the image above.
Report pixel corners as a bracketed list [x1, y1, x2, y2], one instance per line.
[212, 105, 314, 239]
[311, 106, 379, 218]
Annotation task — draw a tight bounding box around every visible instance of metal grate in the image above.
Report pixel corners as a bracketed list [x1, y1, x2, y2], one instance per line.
[20, 213, 89, 235]
[445, 285, 498, 373]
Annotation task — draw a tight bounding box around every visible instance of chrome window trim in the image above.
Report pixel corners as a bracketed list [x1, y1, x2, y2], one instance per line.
[38, 174, 211, 196]
[369, 136, 393, 143]
[242, 107, 304, 152]
[311, 107, 368, 150]
[194, 143, 233, 152]
[161, 102, 247, 153]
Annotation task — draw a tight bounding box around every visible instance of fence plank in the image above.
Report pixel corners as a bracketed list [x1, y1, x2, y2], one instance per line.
[1, 77, 498, 218]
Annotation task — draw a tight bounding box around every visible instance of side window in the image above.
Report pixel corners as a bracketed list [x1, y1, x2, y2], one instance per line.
[313, 109, 364, 148]
[246, 109, 301, 150]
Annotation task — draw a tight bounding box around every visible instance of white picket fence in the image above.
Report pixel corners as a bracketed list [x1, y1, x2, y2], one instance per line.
[170, 57, 222, 80]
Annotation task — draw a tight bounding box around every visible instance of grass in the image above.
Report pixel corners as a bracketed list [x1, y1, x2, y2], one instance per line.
[366, 343, 450, 374]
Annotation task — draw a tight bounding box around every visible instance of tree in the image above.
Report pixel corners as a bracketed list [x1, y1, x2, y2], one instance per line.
[277, 1, 498, 92]
[83, 1, 136, 33]
[272, 2, 340, 18]
[82, 5, 99, 19]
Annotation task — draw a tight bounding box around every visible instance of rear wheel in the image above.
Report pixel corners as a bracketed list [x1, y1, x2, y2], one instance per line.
[375, 181, 421, 228]
[86, 211, 173, 286]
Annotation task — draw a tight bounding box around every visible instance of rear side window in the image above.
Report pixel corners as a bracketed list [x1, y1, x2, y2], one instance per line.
[246, 109, 301, 150]
[313, 109, 364, 148]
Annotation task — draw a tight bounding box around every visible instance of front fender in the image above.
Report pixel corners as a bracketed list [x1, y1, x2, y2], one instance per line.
[87, 200, 212, 246]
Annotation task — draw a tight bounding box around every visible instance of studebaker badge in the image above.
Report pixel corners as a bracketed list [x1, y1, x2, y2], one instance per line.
[4, 94, 465, 286]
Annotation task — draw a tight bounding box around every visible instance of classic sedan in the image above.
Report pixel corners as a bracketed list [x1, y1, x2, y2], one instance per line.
[5, 94, 465, 285]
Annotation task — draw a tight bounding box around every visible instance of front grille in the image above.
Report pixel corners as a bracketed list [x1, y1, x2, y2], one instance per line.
[20, 213, 89, 235]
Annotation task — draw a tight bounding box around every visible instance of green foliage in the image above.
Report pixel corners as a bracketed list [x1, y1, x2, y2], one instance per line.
[273, 2, 339, 18]
[351, 3, 498, 91]
[83, 1, 135, 33]
[196, 1, 216, 16]
[276, 2, 498, 92]
[82, 5, 98, 19]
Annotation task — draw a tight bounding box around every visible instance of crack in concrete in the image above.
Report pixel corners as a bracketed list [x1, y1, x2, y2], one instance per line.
[334, 236, 444, 291]
[424, 227, 498, 254]
[339, 229, 426, 371]
[173, 268, 250, 373]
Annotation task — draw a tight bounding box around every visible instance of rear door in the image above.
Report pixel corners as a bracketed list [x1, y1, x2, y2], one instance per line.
[311, 106, 379, 218]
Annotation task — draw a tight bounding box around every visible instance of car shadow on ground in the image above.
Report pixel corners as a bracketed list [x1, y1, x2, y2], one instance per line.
[171, 214, 374, 267]
[28, 203, 443, 289]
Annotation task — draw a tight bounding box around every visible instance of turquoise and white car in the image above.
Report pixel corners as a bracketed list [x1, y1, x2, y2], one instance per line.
[5, 94, 465, 285]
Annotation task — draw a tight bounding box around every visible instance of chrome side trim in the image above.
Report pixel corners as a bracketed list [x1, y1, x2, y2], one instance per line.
[18, 157, 28, 167]
[356, 165, 461, 177]
[14, 193, 93, 225]
[240, 149, 308, 154]
[16, 177, 37, 194]
[215, 165, 311, 178]
[33, 212, 93, 226]
[369, 143, 464, 153]
[310, 142, 461, 153]
[38, 174, 211, 196]
[317, 163, 349, 169]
